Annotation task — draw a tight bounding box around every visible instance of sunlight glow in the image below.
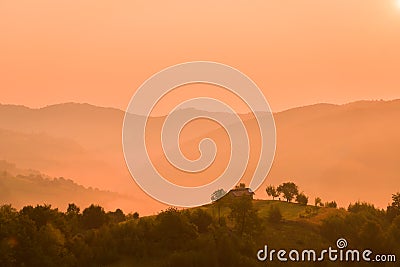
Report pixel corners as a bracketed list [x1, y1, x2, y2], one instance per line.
[397, 0, 400, 8]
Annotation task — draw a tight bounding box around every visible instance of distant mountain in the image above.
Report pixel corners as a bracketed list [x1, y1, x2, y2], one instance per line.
[0, 160, 138, 212]
[146, 99, 400, 208]
[0, 160, 42, 177]
[226, 100, 400, 207]
[269, 99, 400, 207]
[0, 100, 399, 212]
[0, 102, 123, 151]
[0, 103, 130, 192]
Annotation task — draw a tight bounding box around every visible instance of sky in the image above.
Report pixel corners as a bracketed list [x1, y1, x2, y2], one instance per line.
[1, 0, 400, 112]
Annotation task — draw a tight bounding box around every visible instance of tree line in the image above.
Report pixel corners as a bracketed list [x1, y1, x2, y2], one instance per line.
[266, 182, 337, 207]
[1, 188, 400, 266]
[0, 198, 265, 267]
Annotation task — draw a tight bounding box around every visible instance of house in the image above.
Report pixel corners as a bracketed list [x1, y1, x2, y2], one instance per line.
[227, 187, 255, 199]
[211, 184, 255, 202]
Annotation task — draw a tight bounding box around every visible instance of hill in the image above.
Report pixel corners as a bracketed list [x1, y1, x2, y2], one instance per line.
[200, 198, 342, 224]
[0, 160, 138, 212]
[148, 99, 400, 208]
[1, 195, 398, 267]
[0, 99, 399, 213]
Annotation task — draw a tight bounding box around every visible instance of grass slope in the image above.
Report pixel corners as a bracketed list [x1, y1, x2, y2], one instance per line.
[111, 199, 347, 267]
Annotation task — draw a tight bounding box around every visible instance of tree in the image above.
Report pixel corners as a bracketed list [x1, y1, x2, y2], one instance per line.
[189, 209, 213, 233]
[325, 201, 337, 208]
[36, 223, 73, 266]
[66, 203, 81, 236]
[82, 204, 107, 229]
[277, 182, 299, 202]
[211, 189, 226, 202]
[358, 221, 384, 250]
[155, 208, 197, 250]
[211, 189, 227, 226]
[388, 216, 400, 249]
[266, 185, 279, 200]
[107, 209, 125, 224]
[66, 203, 80, 216]
[236, 183, 246, 189]
[314, 197, 322, 207]
[387, 193, 400, 221]
[20, 204, 62, 229]
[296, 193, 308, 205]
[392, 192, 400, 208]
[321, 215, 346, 242]
[0, 205, 18, 265]
[229, 196, 260, 236]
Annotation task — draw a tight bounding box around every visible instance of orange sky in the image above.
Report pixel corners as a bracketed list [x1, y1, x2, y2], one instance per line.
[1, 0, 400, 112]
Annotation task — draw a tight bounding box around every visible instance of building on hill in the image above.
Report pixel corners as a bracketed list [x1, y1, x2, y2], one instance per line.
[212, 184, 255, 202]
[226, 187, 255, 199]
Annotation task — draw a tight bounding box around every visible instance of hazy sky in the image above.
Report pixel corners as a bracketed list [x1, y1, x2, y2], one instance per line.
[1, 0, 400, 112]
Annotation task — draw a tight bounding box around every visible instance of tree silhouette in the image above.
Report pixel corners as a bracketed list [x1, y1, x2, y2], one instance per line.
[387, 192, 400, 221]
[229, 196, 260, 236]
[325, 201, 337, 208]
[392, 192, 400, 209]
[314, 197, 322, 207]
[266, 185, 279, 200]
[277, 182, 299, 202]
[2, 191, 399, 266]
[82, 204, 106, 229]
[296, 193, 308, 205]
[211, 189, 226, 202]
[188, 209, 212, 233]
[66, 203, 80, 216]
[107, 209, 125, 224]
[155, 208, 197, 250]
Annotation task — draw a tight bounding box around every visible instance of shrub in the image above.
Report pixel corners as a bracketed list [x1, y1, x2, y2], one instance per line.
[268, 205, 282, 223]
[325, 201, 337, 208]
[296, 193, 309, 205]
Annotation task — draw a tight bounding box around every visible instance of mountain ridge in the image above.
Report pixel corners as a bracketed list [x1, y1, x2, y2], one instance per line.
[2, 98, 400, 115]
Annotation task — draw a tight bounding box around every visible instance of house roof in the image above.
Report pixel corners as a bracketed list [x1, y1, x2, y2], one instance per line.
[229, 188, 255, 197]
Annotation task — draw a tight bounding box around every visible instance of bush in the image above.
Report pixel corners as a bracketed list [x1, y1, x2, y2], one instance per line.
[321, 215, 343, 241]
[299, 206, 318, 218]
[325, 201, 337, 208]
[296, 193, 308, 205]
[155, 208, 198, 250]
[267, 205, 282, 223]
[189, 209, 213, 233]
